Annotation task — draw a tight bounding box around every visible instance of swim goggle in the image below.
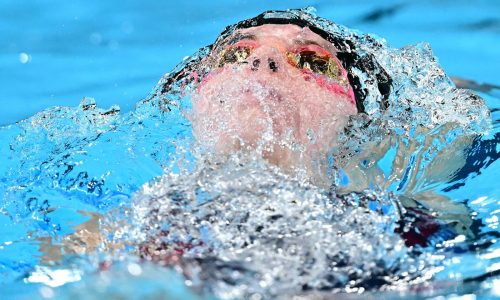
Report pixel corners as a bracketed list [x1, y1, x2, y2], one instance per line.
[214, 42, 351, 93]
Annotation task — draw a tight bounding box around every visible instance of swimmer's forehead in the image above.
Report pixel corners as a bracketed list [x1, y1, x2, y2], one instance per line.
[219, 24, 338, 53]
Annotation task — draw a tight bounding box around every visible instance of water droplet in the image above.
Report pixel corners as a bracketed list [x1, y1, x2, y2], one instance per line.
[19, 52, 31, 64]
[127, 263, 142, 276]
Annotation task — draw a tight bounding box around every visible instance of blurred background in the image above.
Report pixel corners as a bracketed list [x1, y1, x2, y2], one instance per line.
[1, 0, 499, 125]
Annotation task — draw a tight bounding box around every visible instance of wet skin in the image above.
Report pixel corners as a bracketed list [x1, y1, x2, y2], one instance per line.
[191, 24, 357, 173]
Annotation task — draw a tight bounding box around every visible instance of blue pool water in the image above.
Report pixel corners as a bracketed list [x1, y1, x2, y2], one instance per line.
[1, 1, 499, 299]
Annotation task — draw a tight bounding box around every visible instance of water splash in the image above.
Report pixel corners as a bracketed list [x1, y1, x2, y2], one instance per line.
[114, 154, 440, 298]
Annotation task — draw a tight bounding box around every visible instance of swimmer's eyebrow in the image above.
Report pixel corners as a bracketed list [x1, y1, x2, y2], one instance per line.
[293, 39, 322, 46]
[292, 39, 334, 55]
[226, 33, 257, 45]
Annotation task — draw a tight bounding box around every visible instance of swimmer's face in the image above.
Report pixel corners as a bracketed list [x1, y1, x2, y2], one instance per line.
[191, 24, 357, 171]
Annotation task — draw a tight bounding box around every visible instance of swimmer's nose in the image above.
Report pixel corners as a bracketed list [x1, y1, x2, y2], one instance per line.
[251, 57, 279, 72]
[249, 46, 285, 74]
[251, 58, 261, 71]
[267, 59, 278, 72]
